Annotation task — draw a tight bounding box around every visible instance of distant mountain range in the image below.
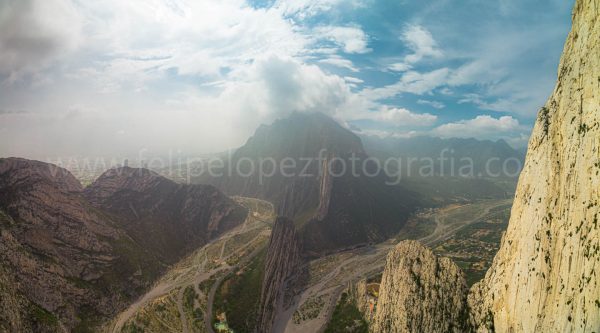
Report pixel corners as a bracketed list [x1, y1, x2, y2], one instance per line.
[361, 135, 525, 178]
[0, 158, 246, 332]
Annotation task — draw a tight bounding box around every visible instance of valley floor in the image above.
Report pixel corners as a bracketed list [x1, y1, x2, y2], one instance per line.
[285, 198, 512, 333]
[105, 198, 511, 333]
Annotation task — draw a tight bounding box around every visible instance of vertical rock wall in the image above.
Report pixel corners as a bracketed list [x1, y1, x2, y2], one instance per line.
[469, 0, 600, 331]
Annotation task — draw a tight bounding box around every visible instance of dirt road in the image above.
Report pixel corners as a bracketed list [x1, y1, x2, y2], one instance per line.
[108, 197, 274, 333]
[280, 199, 512, 333]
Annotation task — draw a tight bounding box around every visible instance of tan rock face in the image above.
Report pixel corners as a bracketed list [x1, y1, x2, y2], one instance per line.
[469, 0, 600, 332]
[372, 240, 469, 333]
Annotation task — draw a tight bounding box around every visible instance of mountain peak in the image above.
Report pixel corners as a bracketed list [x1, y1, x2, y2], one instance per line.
[84, 166, 171, 205]
[0, 157, 82, 193]
[242, 111, 364, 158]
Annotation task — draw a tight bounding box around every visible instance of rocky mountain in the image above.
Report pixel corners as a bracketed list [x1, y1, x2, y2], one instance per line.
[201, 111, 418, 256]
[84, 167, 247, 263]
[215, 113, 419, 331]
[0, 158, 246, 331]
[361, 136, 525, 178]
[370, 1, 600, 332]
[372, 241, 469, 333]
[469, 0, 600, 331]
[361, 135, 524, 204]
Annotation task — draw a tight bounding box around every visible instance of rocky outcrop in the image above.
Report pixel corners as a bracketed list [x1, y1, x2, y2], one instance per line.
[468, 0, 600, 331]
[0, 158, 246, 331]
[372, 241, 469, 333]
[256, 217, 304, 333]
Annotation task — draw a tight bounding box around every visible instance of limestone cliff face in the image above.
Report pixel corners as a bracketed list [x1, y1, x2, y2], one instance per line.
[372, 241, 469, 333]
[256, 217, 303, 333]
[469, 1, 600, 332]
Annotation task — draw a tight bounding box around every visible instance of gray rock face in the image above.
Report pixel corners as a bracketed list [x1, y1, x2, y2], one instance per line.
[372, 241, 469, 333]
[468, 0, 600, 331]
[256, 217, 303, 333]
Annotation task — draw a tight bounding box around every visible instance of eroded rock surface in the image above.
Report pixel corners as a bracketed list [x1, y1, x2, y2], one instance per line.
[372, 240, 469, 333]
[256, 217, 304, 333]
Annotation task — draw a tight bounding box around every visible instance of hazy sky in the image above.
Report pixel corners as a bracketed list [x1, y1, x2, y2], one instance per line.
[0, 0, 574, 158]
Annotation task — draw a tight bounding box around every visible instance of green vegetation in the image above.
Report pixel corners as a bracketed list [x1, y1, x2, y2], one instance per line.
[323, 292, 368, 333]
[182, 286, 204, 331]
[399, 176, 516, 206]
[539, 106, 550, 135]
[199, 278, 215, 295]
[0, 209, 15, 227]
[121, 322, 144, 333]
[30, 304, 59, 327]
[433, 201, 512, 286]
[121, 289, 184, 332]
[213, 248, 266, 332]
[396, 215, 436, 241]
[293, 295, 325, 324]
[99, 235, 164, 297]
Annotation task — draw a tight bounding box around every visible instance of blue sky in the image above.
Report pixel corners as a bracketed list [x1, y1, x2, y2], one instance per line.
[0, 0, 574, 158]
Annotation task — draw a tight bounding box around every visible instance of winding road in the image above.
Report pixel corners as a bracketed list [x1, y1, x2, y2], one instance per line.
[108, 197, 274, 333]
[279, 199, 512, 333]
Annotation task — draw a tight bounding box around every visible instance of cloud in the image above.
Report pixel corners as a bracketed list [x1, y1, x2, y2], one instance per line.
[357, 128, 421, 139]
[401, 25, 443, 64]
[0, 0, 570, 157]
[362, 68, 450, 99]
[417, 99, 445, 109]
[374, 107, 437, 127]
[388, 62, 412, 72]
[343, 76, 364, 84]
[318, 56, 359, 72]
[274, 0, 339, 18]
[0, 54, 366, 157]
[315, 26, 371, 54]
[386, 25, 442, 73]
[432, 115, 522, 139]
[0, 0, 82, 80]
[457, 93, 522, 112]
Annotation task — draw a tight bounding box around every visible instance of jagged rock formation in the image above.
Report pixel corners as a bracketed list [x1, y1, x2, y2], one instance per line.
[256, 217, 304, 333]
[201, 112, 418, 256]
[372, 241, 469, 333]
[469, 0, 600, 331]
[0, 158, 246, 331]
